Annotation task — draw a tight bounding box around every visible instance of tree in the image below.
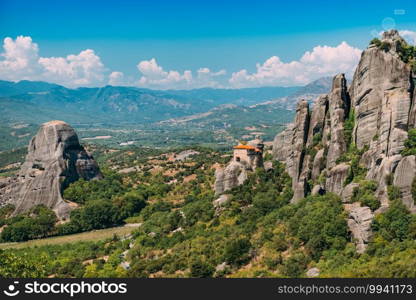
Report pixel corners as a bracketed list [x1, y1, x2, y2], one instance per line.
[0, 250, 48, 277]
[372, 201, 416, 241]
[189, 259, 214, 278]
[224, 238, 251, 265]
[401, 129, 416, 156]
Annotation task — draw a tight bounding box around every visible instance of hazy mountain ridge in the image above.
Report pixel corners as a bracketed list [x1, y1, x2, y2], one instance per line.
[0, 80, 301, 124]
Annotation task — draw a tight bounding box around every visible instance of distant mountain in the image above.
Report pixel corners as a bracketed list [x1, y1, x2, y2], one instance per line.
[164, 86, 300, 106]
[0, 81, 300, 125]
[0, 80, 61, 97]
[253, 77, 333, 110]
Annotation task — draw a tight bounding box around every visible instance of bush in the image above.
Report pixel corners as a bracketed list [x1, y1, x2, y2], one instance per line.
[63, 170, 125, 204]
[412, 177, 416, 205]
[401, 129, 416, 156]
[370, 38, 381, 47]
[344, 110, 355, 148]
[380, 41, 391, 52]
[372, 201, 416, 241]
[288, 194, 348, 260]
[0, 204, 14, 227]
[67, 200, 120, 233]
[0, 205, 56, 242]
[0, 250, 48, 277]
[224, 238, 251, 265]
[189, 259, 215, 277]
[388, 185, 401, 201]
[281, 252, 310, 277]
[351, 181, 380, 211]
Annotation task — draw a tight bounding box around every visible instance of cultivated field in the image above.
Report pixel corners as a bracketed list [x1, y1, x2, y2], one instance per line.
[0, 224, 141, 249]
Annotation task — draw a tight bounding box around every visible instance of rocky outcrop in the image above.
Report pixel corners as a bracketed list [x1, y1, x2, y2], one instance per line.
[0, 120, 102, 219]
[272, 30, 416, 252]
[306, 267, 320, 278]
[350, 31, 411, 153]
[214, 161, 248, 195]
[215, 138, 264, 195]
[393, 155, 416, 213]
[346, 203, 374, 253]
[325, 163, 350, 195]
[341, 182, 360, 203]
[272, 100, 310, 202]
[326, 74, 350, 168]
[273, 75, 348, 202]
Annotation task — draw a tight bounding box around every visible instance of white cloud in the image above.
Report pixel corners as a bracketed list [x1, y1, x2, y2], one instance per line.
[0, 36, 106, 87]
[39, 49, 106, 87]
[108, 71, 125, 86]
[136, 58, 226, 89]
[399, 30, 416, 45]
[0, 36, 40, 81]
[0, 36, 365, 90]
[137, 58, 192, 89]
[229, 42, 362, 88]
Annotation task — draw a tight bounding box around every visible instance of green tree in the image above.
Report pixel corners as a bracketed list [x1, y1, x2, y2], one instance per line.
[224, 238, 251, 265]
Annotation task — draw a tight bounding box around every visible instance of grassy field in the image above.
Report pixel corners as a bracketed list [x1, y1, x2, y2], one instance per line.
[0, 224, 141, 249]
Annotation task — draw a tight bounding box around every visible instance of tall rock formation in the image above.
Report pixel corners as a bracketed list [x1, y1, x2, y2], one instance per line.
[273, 74, 349, 203]
[272, 30, 416, 251]
[0, 120, 103, 219]
[214, 139, 264, 195]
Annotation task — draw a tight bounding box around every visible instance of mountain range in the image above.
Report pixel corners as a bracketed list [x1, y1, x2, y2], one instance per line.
[0, 78, 332, 125]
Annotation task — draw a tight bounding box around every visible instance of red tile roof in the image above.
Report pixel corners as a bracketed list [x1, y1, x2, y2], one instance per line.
[233, 144, 256, 150]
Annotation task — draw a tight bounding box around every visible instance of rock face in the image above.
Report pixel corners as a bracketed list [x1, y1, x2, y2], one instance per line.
[273, 75, 348, 203]
[0, 121, 102, 219]
[393, 155, 416, 213]
[306, 267, 320, 278]
[272, 30, 416, 252]
[214, 161, 248, 195]
[346, 203, 374, 253]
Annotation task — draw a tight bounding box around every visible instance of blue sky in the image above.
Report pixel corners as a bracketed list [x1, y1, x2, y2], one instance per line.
[0, 0, 415, 89]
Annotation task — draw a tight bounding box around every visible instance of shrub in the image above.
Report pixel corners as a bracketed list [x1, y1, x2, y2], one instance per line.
[0, 205, 56, 242]
[189, 259, 215, 277]
[372, 201, 416, 241]
[401, 129, 416, 156]
[224, 238, 251, 265]
[344, 110, 355, 148]
[370, 38, 381, 47]
[379, 41, 391, 52]
[412, 177, 416, 205]
[70, 200, 120, 232]
[351, 181, 380, 211]
[281, 252, 310, 277]
[388, 185, 401, 201]
[288, 194, 348, 260]
[0, 250, 48, 277]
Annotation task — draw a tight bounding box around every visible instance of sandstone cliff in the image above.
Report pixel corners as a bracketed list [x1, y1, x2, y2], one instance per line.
[0, 120, 102, 219]
[272, 30, 416, 252]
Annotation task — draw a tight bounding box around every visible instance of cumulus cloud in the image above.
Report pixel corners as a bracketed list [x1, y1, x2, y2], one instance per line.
[39, 49, 106, 87]
[399, 30, 416, 45]
[1, 36, 364, 89]
[0, 36, 40, 81]
[108, 71, 126, 86]
[229, 42, 362, 88]
[0, 36, 106, 87]
[136, 58, 225, 89]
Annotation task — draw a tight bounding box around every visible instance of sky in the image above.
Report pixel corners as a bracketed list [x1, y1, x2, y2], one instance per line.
[0, 0, 415, 89]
